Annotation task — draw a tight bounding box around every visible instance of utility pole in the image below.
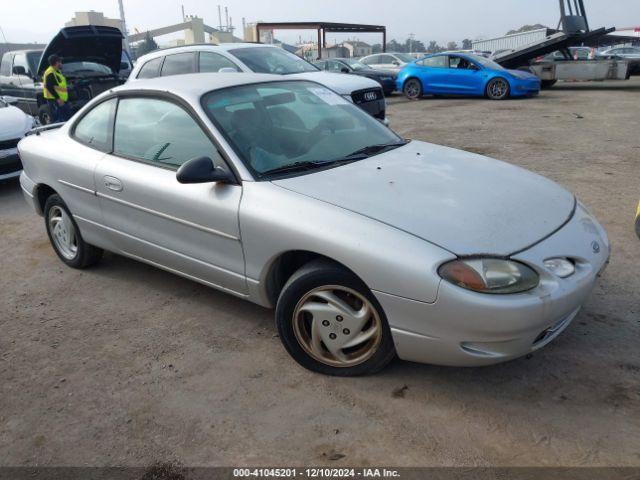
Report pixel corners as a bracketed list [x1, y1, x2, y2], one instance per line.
[117, 0, 131, 56]
[408, 33, 415, 53]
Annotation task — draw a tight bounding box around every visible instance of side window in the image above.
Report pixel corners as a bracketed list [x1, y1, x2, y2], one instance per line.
[0, 54, 13, 76]
[12, 54, 31, 75]
[419, 56, 448, 68]
[362, 55, 378, 65]
[199, 52, 240, 72]
[326, 60, 343, 72]
[137, 57, 163, 79]
[379, 55, 395, 64]
[113, 97, 221, 169]
[161, 53, 196, 77]
[73, 98, 117, 152]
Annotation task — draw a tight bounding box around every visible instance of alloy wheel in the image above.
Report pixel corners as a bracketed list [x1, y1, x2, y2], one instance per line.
[489, 79, 509, 99]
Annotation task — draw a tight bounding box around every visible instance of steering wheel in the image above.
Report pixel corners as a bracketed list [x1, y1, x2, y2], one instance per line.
[306, 121, 334, 150]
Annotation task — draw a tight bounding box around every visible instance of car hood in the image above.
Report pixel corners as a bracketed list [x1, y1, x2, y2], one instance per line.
[273, 141, 575, 256]
[37, 25, 123, 76]
[288, 71, 381, 94]
[0, 105, 31, 140]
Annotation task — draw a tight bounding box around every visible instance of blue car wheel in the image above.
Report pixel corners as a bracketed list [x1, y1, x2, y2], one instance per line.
[403, 78, 423, 100]
[486, 77, 510, 100]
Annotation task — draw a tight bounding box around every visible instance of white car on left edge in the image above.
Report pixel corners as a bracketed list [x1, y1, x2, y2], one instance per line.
[128, 43, 388, 123]
[0, 96, 35, 181]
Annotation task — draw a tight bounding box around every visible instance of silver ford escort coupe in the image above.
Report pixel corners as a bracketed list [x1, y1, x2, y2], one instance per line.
[18, 73, 610, 376]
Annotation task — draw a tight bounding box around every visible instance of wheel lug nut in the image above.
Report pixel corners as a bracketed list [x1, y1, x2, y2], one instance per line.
[343, 329, 350, 335]
[322, 320, 330, 327]
[336, 316, 343, 322]
[329, 333, 337, 340]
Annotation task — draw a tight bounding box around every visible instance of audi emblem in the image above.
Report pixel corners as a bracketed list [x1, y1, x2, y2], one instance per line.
[363, 91, 378, 101]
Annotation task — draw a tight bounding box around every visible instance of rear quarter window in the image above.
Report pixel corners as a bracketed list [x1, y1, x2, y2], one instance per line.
[137, 57, 163, 79]
[161, 53, 196, 77]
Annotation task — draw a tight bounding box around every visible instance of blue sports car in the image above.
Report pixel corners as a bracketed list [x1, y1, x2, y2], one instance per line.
[397, 53, 541, 100]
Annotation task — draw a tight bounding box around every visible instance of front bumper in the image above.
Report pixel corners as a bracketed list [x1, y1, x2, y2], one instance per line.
[377, 203, 610, 366]
[512, 78, 541, 97]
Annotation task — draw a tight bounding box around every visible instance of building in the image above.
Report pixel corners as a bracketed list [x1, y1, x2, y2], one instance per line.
[322, 44, 350, 58]
[343, 41, 372, 57]
[65, 11, 124, 33]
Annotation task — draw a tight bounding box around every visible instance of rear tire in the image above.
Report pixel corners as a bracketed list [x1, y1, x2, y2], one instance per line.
[403, 78, 423, 100]
[486, 77, 510, 100]
[541, 79, 558, 89]
[44, 194, 103, 269]
[275, 259, 396, 376]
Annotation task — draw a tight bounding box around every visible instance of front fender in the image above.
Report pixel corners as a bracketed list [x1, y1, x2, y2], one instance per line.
[239, 182, 455, 307]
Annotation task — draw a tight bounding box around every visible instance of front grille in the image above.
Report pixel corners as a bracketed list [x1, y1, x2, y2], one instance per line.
[351, 88, 383, 104]
[0, 138, 19, 150]
[0, 155, 22, 175]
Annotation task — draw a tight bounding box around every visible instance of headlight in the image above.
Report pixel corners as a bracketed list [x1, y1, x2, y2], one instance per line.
[439, 258, 539, 294]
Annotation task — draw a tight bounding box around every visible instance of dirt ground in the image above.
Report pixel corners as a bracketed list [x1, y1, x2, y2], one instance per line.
[1, 79, 639, 468]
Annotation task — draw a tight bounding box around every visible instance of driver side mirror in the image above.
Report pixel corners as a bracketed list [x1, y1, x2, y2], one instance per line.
[392, 61, 400, 66]
[340, 67, 350, 73]
[12, 66, 27, 76]
[176, 156, 234, 184]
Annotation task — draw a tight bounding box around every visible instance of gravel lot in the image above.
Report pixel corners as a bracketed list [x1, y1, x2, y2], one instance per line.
[1, 79, 639, 468]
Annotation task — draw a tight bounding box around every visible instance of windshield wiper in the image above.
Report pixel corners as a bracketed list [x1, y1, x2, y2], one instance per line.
[259, 161, 326, 177]
[340, 141, 409, 160]
[259, 157, 364, 178]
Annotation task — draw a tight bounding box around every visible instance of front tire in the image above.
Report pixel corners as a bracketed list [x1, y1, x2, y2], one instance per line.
[275, 260, 396, 376]
[44, 194, 103, 269]
[403, 78, 423, 100]
[486, 77, 510, 100]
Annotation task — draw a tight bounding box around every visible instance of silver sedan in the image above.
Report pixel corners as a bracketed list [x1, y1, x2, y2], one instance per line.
[18, 73, 610, 376]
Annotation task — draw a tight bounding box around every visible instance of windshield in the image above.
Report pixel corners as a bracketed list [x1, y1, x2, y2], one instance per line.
[229, 47, 319, 75]
[395, 53, 415, 63]
[343, 59, 370, 71]
[62, 61, 113, 76]
[469, 55, 506, 71]
[202, 81, 403, 178]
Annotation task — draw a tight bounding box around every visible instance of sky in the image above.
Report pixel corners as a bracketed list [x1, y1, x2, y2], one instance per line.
[1, 0, 639, 47]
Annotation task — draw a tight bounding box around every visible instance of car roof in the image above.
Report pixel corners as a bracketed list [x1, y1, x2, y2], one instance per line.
[135, 42, 277, 62]
[112, 72, 300, 100]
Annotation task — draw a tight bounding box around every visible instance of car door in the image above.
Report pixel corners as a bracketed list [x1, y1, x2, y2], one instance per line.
[445, 55, 485, 94]
[0, 54, 21, 98]
[11, 53, 38, 115]
[416, 55, 450, 93]
[94, 95, 247, 296]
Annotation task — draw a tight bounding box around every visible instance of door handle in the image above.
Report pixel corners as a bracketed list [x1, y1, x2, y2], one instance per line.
[103, 176, 123, 192]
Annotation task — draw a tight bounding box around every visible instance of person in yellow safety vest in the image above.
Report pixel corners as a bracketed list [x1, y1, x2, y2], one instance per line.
[43, 54, 71, 123]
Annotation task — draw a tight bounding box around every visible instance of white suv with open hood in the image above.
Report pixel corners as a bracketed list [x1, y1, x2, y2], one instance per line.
[129, 43, 387, 123]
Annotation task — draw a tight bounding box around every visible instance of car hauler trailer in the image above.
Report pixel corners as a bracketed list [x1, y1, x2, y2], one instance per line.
[484, 0, 632, 88]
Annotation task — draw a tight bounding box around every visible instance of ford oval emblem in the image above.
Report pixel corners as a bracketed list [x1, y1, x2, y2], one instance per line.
[591, 241, 601, 254]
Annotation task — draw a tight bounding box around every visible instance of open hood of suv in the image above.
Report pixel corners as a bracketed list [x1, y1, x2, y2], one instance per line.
[37, 25, 123, 76]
